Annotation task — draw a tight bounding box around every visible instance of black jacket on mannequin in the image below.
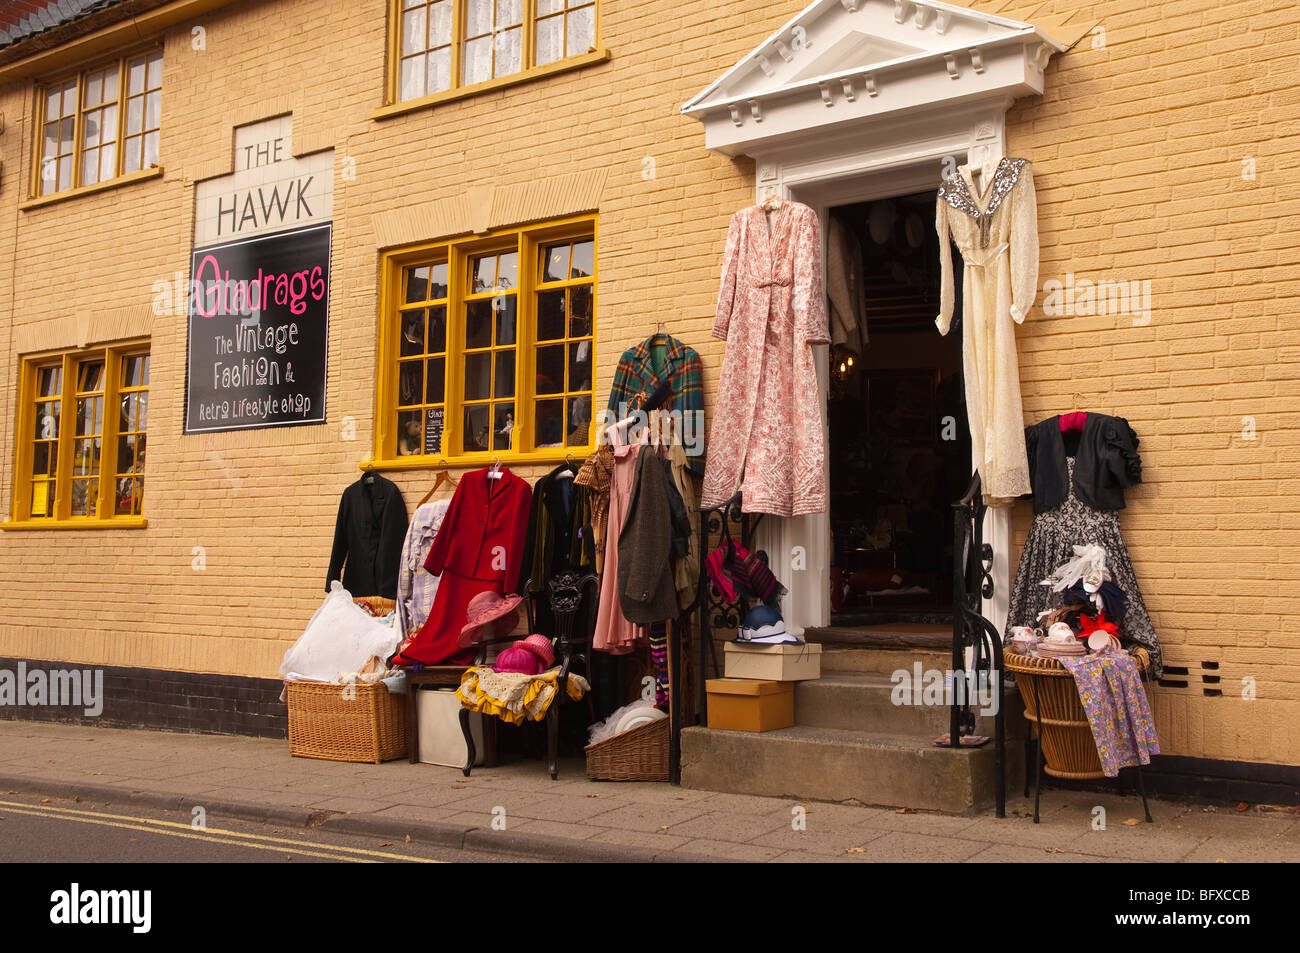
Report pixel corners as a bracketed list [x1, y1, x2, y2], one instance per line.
[1025, 413, 1142, 514]
[326, 474, 409, 599]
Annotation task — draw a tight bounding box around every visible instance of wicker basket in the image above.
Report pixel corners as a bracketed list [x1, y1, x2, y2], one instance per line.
[1004, 651, 1148, 780]
[353, 595, 396, 617]
[286, 680, 407, 763]
[585, 715, 670, 781]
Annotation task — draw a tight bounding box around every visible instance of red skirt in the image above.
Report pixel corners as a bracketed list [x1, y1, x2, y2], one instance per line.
[393, 570, 500, 667]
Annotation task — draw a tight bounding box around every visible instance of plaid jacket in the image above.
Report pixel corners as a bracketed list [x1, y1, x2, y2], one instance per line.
[606, 334, 705, 475]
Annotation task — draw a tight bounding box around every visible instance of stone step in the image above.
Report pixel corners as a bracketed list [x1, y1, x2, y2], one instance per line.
[794, 671, 1014, 737]
[817, 643, 952, 675]
[680, 724, 1025, 815]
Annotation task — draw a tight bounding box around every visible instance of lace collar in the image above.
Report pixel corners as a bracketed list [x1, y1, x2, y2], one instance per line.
[939, 157, 1030, 247]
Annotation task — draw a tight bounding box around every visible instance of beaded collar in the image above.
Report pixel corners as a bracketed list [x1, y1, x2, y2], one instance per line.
[939, 157, 1030, 248]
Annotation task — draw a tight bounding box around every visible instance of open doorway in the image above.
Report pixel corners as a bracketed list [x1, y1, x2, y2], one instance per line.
[826, 189, 969, 627]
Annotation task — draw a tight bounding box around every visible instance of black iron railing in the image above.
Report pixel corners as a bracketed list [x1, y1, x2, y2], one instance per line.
[950, 471, 1006, 817]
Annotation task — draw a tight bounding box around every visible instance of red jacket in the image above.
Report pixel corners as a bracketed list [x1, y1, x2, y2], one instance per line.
[424, 467, 532, 590]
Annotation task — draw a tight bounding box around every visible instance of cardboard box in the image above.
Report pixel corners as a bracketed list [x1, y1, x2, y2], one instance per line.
[706, 678, 795, 732]
[417, 689, 484, 768]
[724, 641, 822, 681]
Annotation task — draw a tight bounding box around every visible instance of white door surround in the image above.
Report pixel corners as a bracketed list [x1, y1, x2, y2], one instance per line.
[683, 0, 1065, 633]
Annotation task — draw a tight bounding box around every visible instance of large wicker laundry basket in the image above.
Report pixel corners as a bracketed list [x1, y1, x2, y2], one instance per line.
[286, 680, 407, 763]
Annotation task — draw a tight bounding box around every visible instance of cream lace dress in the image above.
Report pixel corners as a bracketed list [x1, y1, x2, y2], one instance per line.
[936, 157, 1039, 504]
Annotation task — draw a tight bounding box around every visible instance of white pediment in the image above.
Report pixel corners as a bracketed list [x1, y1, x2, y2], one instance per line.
[683, 0, 1067, 156]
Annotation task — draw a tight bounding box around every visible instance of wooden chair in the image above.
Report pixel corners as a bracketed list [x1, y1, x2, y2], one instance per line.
[459, 570, 598, 780]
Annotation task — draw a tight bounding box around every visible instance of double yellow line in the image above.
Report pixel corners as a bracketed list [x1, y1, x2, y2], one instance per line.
[0, 798, 441, 863]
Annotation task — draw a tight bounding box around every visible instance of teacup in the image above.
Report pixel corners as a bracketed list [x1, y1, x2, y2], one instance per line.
[1087, 631, 1122, 654]
[1008, 626, 1042, 654]
[1046, 622, 1077, 644]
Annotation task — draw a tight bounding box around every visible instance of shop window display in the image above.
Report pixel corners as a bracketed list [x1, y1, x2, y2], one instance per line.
[15, 347, 149, 524]
[379, 220, 595, 465]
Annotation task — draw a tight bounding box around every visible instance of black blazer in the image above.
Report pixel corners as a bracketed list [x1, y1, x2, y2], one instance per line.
[327, 474, 409, 599]
[1026, 414, 1142, 514]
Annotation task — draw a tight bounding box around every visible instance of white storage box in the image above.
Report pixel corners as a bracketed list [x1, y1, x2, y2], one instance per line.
[417, 688, 484, 768]
[724, 641, 822, 681]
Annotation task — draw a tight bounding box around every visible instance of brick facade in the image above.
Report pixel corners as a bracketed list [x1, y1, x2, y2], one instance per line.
[0, 0, 1295, 767]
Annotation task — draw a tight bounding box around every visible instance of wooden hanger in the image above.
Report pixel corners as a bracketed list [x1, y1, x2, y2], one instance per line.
[417, 460, 457, 506]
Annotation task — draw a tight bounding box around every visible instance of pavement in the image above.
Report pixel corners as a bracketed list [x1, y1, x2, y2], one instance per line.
[0, 721, 1297, 863]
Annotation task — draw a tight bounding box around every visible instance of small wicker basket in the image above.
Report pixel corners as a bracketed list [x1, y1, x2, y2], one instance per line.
[286, 680, 407, 763]
[353, 595, 396, 617]
[585, 716, 670, 781]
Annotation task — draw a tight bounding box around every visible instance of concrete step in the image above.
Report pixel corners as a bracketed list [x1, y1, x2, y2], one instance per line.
[795, 672, 1025, 740]
[680, 724, 1025, 815]
[817, 643, 951, 675]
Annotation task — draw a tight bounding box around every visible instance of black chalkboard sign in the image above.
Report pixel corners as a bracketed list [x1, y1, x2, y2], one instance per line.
[424, 407, 444, 456]
[184, 223, 331, 433]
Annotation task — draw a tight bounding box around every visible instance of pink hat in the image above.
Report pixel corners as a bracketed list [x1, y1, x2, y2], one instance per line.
[492, 645, 544, 676]
[458, 590, 523, 648]
[518, 634, 555, 669]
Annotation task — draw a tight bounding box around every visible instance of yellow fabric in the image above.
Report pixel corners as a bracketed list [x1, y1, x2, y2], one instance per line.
[456, 665, 590, 725]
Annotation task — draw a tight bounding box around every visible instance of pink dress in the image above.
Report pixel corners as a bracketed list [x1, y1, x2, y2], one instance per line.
[701, 202, 831, 517]
[592, 441, 644, 655]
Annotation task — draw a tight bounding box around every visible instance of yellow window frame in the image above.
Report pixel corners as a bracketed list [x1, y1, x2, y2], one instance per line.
[7, 344, 150, 530]
[374, 215, 597, 470]
[29, 45, 162, 201]
[382, 0, 606, 115]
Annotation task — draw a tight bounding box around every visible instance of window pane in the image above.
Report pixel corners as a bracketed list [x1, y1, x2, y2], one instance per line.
[426, 357, 445, 403]
[430, 1, 453, 44]
[405, 265, 429, 302]
[129, 59, 147, 96]
[100, 142, 117, 182]
[145, 91, 161, 131]
[58, 155, 73, 191]
[399, 360, 423, 406]
[428, 305, 447, 352]
[465, 299, 492, 348]
[81, 150, 100, 187]
[541, 243, 569, 282]
[119, 393, 136, 433]
[463, 404, 490, 453]
[118, 434, 138, 472]
[471, 255, 496, 294]
[571, 239, 594, 278]
[127, 96, 144, 136]
[401, 5, 427, 55]
[32, 443, 50, 476]
[499, 0, 523, 27]
[463, 36, 492, 85]
[465, 353, 491, 400]
[494, 351, 515, 398]
[534, 399, 563, 448]
[133, 434, 147, 472]
[86, 73, 103, 109]
[136, 393, 149, 432]
[36, 402, 60, 440]
[569, 284, 593, 336]
[429, 263, 448, 300]
[400, 55, 426, 101]
[71, 479, 91, 516]
[39, 366, 62, 397]
[494, 26, 522, 77]
[494, 295, 516, 346]
[465, 0, 492, 36]
[568, 340, 591, 392]
[496, 250, 518, 289]
[567, 396, 591, 446]
[428, 48, 451, 94]
[536, 16, 562, 66]
[397, 409, 423, 456]
[567, 4, 594, 56]
[492, 403, 514, 450]
[124, 136, 142, 173]
[537, 289, 565, 340]
[400, 309, 426, 356]
[146, 52, 162, 90]
[84, 112, 102, 149]
[143, 131, 159, 168]
[538, 0, 563, 14]
[45, 88, 61, 122]
[536, 345, 563, 394]
[122, 354, 146, 387]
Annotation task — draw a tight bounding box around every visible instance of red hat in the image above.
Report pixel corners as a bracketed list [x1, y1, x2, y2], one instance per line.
[492, 645, 544, 676]
[458, 590, 523, 648]
[518, 634, 555, 669]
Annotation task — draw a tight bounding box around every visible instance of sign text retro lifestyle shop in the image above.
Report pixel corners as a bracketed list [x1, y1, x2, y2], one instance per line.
[183, 115, 332, 433]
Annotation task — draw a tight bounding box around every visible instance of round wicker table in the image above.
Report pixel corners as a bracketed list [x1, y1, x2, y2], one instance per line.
[1004, 651, 1104, 779]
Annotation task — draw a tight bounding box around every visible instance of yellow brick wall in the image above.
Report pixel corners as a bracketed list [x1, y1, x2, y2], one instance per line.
[0, 0, 1295, 767]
